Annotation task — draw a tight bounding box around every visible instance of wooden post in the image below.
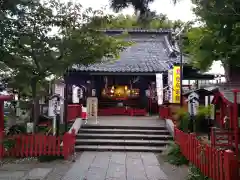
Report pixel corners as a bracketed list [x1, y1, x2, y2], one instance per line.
[64, 83, 68, 132]
[0, 102, 4, 133]
[224, 150, 239, 180]
[229, 105, 233, 146]
[0, 102, 4, 159]
[232, 89, 239, 156]
[211, 127, 216, 147]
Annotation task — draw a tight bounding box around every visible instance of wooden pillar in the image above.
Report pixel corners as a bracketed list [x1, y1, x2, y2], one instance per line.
[220, 100, 224, 126]
[64, 83, 69, 132]
[228, 105, 233, 146]
[224, 150, 239, 180]
[0, 101, 4, 133]
[0, 102, 3, 159]
[233, 90, 239, 156]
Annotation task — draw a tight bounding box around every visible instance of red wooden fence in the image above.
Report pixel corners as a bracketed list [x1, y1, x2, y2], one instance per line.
[68, 104, 82, 122]
[0, 129, 76, 160]
[174, 127, 239, 180]
[211, 127, 233, 148]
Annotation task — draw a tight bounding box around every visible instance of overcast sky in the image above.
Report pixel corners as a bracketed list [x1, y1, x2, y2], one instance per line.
[76, 0, 195, 22]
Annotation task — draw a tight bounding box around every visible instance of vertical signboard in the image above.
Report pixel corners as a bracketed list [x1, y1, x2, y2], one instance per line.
[172, 66, 181, 103]
[168, 69, 173, 103]
[48, 82, 64, 117]
[156, 73, 163, 105]
[72, 85, 80, 104]
[87, 97, 98, 123]
[187, 92, 199, 115]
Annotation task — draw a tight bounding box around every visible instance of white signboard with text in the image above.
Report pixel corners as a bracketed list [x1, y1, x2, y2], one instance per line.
[187, 92, 199, 116]
[87, 97, 98, 123]
[156, 73, 163, 105]
[72, 85, 80, 104]
[168, 69, 173, 103]
[48, 83, 64, 117]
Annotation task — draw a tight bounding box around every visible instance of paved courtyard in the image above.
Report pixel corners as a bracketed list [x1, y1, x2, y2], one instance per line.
[0, 157, 74, 180]
[63, 151, 167, 180]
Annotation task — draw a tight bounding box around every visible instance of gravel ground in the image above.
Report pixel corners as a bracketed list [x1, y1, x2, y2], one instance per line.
[155, 153, 189, 180]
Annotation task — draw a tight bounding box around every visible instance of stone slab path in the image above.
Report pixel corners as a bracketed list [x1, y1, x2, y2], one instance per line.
[63, 151, 168, 180]
[0, 157, 74, 180]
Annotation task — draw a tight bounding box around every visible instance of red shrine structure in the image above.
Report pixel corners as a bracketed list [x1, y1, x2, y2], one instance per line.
[64, 29, 214, 117]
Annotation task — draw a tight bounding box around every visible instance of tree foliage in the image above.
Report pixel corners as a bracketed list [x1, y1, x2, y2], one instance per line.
[91, 13, 186, 30]
[109, 0, 178, 20]
[1, 0, 128, 93]
[0, 0, 129, 127]
[183, 0, 240, 82]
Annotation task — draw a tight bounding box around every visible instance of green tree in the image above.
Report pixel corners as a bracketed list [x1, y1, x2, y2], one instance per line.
[1, 0, 129, 131]
[91, 13, 186, 30]
[109, 0, 178, 19]
[183, 0, 240, 82]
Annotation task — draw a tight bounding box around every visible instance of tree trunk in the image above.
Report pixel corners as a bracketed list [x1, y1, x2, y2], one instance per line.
[223, 63, 240, 84]
[31, 78, 40, 133]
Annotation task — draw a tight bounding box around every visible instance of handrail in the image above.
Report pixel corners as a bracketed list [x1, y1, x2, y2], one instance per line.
[60, 117, 82, 147]
[68, 118, 82, 135]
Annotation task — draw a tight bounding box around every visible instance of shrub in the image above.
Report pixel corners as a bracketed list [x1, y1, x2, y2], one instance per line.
[165, 141, 189, 166]
[177, 108, 190, 133]
[5, 124, 26, 135]
[3, 138, 16, 151]
[187, 165, 211, 180]
[38, 155, 64, 162]
[195, 106, 212, 133]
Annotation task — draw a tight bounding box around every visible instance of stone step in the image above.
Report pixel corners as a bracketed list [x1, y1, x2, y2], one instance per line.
[75, 139, 169, 146]
[81, 124, 166, 130]
[75, 145, 166, 152]
[76, 133, 172, 140]
[79, 128, 169, 135]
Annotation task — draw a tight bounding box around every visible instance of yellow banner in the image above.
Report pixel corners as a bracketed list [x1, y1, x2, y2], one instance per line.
[172, 66, 181, 103]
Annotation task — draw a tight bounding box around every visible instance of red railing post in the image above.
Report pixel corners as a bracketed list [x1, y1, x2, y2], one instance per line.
[71, 128, 76, 154]
[211, 127, 216, 147]
[62, 133, 69, 160]
[0, 130, 4, 159]
[224, 150, 239, 180]
[174, 127, 239, 180]
[62, 128, 76, 160]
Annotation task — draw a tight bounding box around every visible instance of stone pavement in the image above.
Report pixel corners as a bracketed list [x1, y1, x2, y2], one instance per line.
[0, 157, 74, 180]
[63, 151, 168, 180]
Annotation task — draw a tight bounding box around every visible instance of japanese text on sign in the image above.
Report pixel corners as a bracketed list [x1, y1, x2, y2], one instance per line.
[173, 66, 181, 103]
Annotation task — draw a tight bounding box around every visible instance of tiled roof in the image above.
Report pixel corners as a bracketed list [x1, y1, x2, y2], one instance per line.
[71, 29, 181, 73]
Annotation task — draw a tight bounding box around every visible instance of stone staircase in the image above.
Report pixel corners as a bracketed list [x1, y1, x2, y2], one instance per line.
[75, 124, 172, 152]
